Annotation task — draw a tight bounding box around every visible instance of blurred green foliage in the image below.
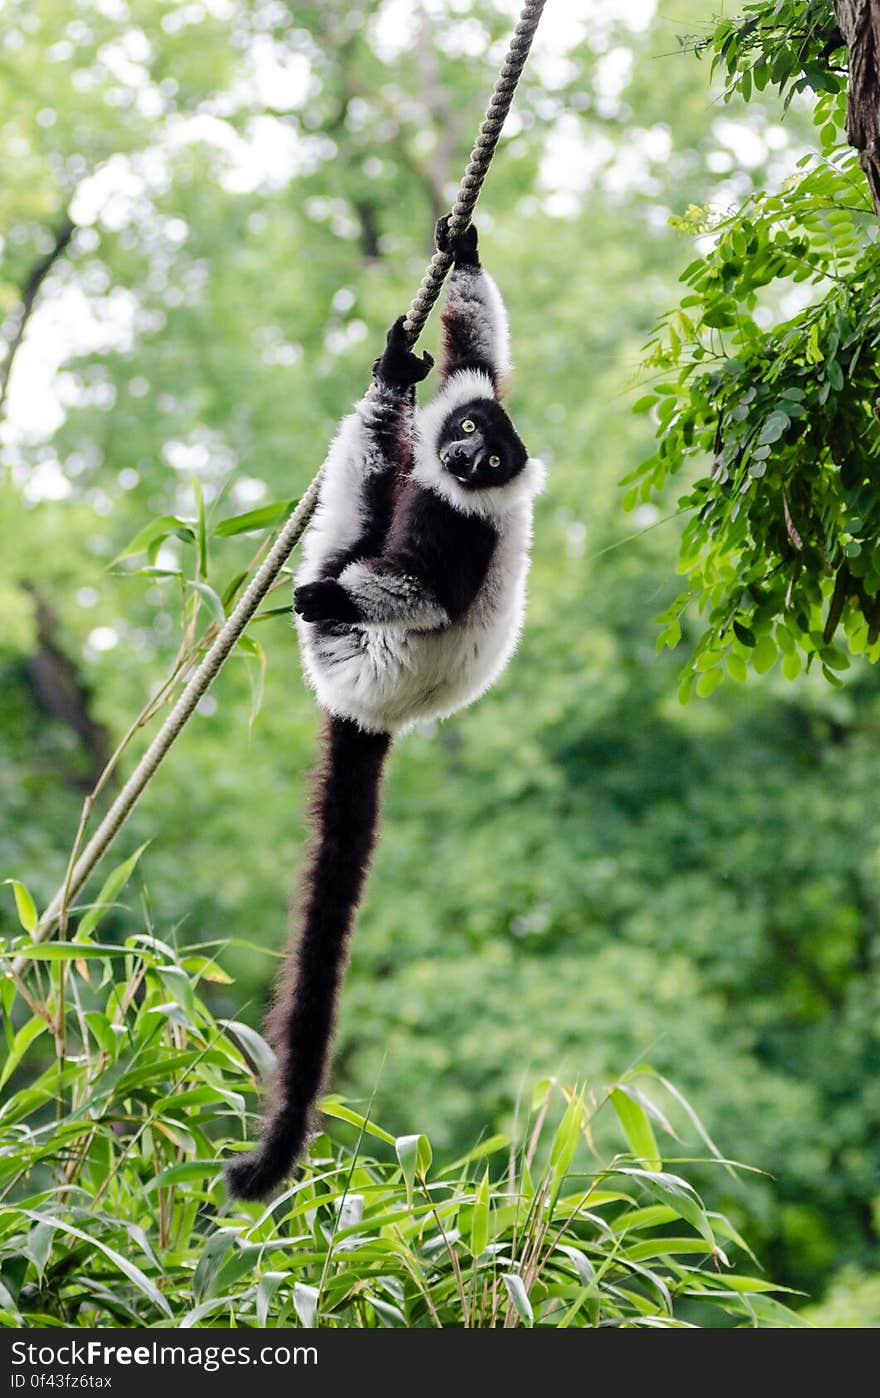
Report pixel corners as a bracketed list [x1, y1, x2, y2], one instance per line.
[1, 0, 879, 1320]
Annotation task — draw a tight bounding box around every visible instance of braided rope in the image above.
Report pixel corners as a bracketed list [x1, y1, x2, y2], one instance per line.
[403, 0, 547, 342]
[23, 0, 548, 956]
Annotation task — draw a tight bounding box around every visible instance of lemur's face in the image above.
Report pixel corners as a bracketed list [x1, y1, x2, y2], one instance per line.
[438, 399, 528, 490]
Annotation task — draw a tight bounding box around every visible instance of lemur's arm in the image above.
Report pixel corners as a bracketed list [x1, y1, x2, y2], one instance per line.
[294, 488, 496, 630]
[435, 218, 510, 394]
[296, 566, 448, 631]
[358, 314, 433, 467]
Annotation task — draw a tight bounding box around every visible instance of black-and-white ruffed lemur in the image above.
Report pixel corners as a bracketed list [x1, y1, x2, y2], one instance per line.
[226, 219, 544, 1201]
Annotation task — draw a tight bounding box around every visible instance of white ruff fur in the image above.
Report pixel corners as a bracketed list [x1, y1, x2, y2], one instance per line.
[295, 344, 543, 735]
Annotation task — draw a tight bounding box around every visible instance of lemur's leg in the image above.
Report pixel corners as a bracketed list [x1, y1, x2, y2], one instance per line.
[435, 218, 511, 395]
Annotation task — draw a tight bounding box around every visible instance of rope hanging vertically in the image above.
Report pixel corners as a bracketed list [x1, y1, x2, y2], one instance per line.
[403, 0, 547, 342]
[23, 0, 549, 958]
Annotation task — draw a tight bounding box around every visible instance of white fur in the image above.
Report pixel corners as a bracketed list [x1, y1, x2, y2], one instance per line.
[338, 560, 449, 630]
[297, 496, 536, 734]
[294, 287, 541, 734]
[445, 266, 511, 380]
[297, 386, 404, 588]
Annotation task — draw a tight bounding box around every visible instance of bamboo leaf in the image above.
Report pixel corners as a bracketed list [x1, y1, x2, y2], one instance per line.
[502, 1273, 534, 1327]
[610, 1086, 662, 1171]
[2, 879, 37, 934]
[470, 1167, 490, 1257]
[0, 1019, 48, 1089]
[111, 516, 194, 566]
[19, 1211, 172, 1319]
[213, 499, 298, 537]
[76, 844, 150, 942]
[187, 580, 226, 627]
[293, 1282, 319, 1327]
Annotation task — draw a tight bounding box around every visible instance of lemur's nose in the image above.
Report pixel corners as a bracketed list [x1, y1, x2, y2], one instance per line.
[445, 437, 482, 472]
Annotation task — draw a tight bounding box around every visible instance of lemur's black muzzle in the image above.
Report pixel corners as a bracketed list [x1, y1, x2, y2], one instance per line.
[441, 433, 484, 479]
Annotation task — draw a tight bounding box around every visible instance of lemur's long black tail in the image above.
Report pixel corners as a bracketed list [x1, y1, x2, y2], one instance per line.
[226, 714, 392, 1201]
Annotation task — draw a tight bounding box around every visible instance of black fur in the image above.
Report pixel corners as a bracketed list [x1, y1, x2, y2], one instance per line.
[225, 715, 392, 1201]
[294, 578, 362, 624]
[378, 482, 497, 621]
[373, 314, 434, 388]
[293, 482, 498, 627]
[435, 216, 480, 268]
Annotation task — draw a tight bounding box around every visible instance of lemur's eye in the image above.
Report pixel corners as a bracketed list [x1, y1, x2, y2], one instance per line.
[489, 455, 501, 467]
[461, 419, 476, 433]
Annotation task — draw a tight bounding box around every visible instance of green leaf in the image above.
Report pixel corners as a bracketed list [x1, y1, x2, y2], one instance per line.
[758, 409, 790, 445]
[321, 1097, 396, 1145]
[222, 570, 250, 609]
[112, 516, 194, 566]
[781, 652, 801, 680]
[213, 500, 298, 537]
[395, 1133, 432, 1209]
[550, 1092, 583, 1185]
[19, 1211, 172, 1319]
[237, 635, 267, 731]
[696, 667, 722, 697]
[620, 1170, 715, 1246]
[257, 1273, 287, 1328]
[192, 1228, 237, 1303]
[10, 942, 131, 960]
[293, 1282, 319, 1327]
[251, 604, 293, 623]
[193, 477, 208, 580]
[0, 1018, 48, 1089]
[2, 879, 37, 933]
[25, 1222, 56, 1281]
[470, 1167, 490, 1257]
[223, 1020, 275, 1078]
[820, 646, 849, 671]
[158, 965, 197, 1020]
[752, 634, 778, 675]
[727, 653, 748, 683]
[610, 1087, 662, 1171]
[187, 580, 226, 627]
[502, 1273, 534, 1327]
[76, 844, 150, 942]
[181, 954, 233, 984]
[149, 1160, 225, 1190]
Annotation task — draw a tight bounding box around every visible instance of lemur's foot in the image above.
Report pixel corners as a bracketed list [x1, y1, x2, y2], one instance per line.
[435, 215, 479, 267]
[294, 580, 361, 624]
[372, 315, 434, 388]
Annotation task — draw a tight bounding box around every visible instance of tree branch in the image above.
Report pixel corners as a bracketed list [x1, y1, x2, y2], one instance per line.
[25, 594, 111, 790]
[0, 214, 75, 420]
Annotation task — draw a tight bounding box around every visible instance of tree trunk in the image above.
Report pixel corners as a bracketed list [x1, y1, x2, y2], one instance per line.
[835, 0, 880, 214]
[26, 595, 111, 790]
[0, 214, 75, 419]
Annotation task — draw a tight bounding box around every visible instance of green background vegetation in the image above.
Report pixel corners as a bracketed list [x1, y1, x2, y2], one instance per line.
[1, 0, 878, 1325]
